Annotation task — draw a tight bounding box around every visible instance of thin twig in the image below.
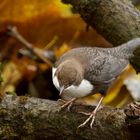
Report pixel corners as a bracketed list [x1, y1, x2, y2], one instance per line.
[7, 26, 53, 67]
[44, 35, 58, 50]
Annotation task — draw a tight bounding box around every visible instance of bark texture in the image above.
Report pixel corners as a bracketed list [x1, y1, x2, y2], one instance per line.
[62, 0, 140, 73]
[62, 0, 140, 45]
[0, 95, 140, 140]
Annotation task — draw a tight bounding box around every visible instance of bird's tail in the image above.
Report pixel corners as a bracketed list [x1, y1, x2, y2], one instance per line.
[111, 38, 140, 59]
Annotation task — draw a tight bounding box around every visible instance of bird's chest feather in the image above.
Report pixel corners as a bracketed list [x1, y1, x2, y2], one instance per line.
[63, 80, 94, 100]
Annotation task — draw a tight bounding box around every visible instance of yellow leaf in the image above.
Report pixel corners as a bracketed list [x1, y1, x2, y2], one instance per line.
[54, 42, 71, 59]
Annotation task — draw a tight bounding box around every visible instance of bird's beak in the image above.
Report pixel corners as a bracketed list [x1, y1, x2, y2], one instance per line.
[59, 86, 64, 96]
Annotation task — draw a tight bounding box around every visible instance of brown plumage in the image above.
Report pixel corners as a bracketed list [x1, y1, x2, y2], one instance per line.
[55, 58, 84, 88]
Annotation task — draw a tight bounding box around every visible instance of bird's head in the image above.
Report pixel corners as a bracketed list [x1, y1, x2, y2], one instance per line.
[52, 59, 84, 96]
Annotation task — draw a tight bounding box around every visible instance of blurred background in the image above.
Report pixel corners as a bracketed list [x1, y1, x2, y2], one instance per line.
[0, 0, 140, 107]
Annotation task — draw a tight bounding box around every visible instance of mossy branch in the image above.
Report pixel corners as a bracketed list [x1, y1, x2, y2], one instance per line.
[0, 95, 140, 140]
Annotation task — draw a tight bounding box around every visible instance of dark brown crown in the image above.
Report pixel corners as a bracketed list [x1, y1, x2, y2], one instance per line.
[55, 58, 84, 88]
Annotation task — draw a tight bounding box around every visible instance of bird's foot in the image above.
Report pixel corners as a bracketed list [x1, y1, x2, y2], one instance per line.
[57, 99, 66, 104]
[78, 111, 96, 128]
[78, 96, 104, 128]
[58, 98, 76, 111]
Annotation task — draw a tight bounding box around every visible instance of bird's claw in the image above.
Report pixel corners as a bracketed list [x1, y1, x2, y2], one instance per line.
[60, 101, 73, 111]
[78, 112, 96, 129]
[58, 98, 76, 111]
[78, 96, 104, 128]
[78, 111, 91, 116]
[57, 99, 66, 104]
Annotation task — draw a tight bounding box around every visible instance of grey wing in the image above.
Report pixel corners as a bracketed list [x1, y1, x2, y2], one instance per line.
[84, 55, 129, 84]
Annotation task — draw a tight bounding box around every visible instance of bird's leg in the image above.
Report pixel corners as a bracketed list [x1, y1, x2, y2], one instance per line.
[58, 98, 77, 111]
[78, 96, 104, 128]
[57, 99, 67, 104]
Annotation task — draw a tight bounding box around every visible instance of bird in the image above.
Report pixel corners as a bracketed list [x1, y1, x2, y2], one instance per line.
[52, 38, 140, 128]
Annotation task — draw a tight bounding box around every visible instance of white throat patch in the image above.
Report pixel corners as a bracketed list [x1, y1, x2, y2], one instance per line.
[52, 67, 60, 90]
[52, 67, 94, 99]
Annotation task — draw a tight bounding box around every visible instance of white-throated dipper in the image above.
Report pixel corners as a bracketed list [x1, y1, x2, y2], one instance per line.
[52, 38, 140, 128]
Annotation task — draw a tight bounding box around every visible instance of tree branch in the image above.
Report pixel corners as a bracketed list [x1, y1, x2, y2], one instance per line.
[7, 26, 53, 67]
[62, 0, 140, 45]
[0, 95, 140, 140]
[62, 0, 140, 73]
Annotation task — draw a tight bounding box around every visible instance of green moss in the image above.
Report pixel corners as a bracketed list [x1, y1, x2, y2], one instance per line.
[45, 110, 97, 140]
[23, 122, 34, 134]
[0, 124, 17, 138]
[0, 108, 7, 116]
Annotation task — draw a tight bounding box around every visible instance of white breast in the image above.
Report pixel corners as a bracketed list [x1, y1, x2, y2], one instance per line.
[52, 67, 94, 100]
[64, 80, 93, 98]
